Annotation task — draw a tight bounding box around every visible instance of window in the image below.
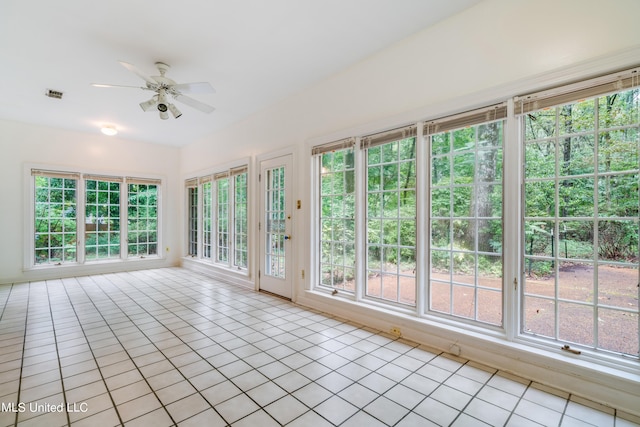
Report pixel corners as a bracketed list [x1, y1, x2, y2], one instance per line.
[520, 77, 639, 356]
[234, 171, 248, 269]
[310, 67, 639, 361]
[364, 127, 417, 306]
[427, 107, 505, 326]
[317, 140, 356, 292]
[30, 170, 161, 267]
[186, 179, 198, 257]
[127, 181, 159, 257]
[33, 170, 79, 265]
[184, 165, 249, 272]
[85, 176, 121, 260]
[216, 174, 229, 263]
[202, 178, 213, 259]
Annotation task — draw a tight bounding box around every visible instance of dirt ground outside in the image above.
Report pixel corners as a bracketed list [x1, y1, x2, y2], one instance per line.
[327, 264, 639, 356]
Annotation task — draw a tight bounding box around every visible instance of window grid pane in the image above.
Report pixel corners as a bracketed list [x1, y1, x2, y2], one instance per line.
[34, 176, 77, 265]
[319, 148, 356, 292]
[430, 123, 504, 326]
[523, 88, 639, 356]
[187, 186, 198, 256]
[127, 184, 158, 257]
[216, 178, 229, 263]
[85, 179, 120, 260]
[366, 138, 416, 306]
[202, 182, 212, 259]
[234, 172, 248, 269]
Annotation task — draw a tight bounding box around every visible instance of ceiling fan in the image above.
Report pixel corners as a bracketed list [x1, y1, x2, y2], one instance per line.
[92, 61, 215, 120]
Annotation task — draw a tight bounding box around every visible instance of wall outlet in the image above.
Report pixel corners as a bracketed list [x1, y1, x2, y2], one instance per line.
[390, 326, 402, 337]
[449, 343, 461, 356]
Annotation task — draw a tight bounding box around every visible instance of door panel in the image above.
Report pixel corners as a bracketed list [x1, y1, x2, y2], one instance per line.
[259, 155, 293, 298]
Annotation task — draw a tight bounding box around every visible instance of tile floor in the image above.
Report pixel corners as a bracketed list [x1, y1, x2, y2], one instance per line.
[0, 268, 638, 427]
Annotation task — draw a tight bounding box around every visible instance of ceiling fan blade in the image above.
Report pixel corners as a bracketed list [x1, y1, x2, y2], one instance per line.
[174, 94, 215, 113]
[119, 61, 157, 86]
[172, 82, 215, 94]
[91, 83, 149, 90]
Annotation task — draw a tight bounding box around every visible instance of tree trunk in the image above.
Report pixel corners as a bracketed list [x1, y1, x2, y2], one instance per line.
[473, 123, 499, 252]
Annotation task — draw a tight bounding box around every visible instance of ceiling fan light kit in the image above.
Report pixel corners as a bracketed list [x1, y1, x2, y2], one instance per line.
[92, 61, 215, 120]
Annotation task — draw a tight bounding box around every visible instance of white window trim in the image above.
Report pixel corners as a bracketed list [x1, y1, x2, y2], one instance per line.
[182, 159, 251, 276]
[25, 164, 164, 271]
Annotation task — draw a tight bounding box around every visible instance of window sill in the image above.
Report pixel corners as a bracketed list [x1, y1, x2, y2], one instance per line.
[18, 256, 170, 283]
[181, 257, 253, 289]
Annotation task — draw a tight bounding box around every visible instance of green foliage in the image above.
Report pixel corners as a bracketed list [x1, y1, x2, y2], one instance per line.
[524, 90, 639, 264]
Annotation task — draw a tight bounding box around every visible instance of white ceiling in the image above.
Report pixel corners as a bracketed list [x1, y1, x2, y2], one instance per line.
[0, 0, 481, 147]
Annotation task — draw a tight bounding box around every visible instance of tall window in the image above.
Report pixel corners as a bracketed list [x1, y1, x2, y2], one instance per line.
[364, 127, 417, 306]
[216, 175, 230, 263]
[521, 81, 639, 356]
[202, 178, 213, 259]
[33, 171, 78, 265]
[234, 171, 248, 269]
[184, 166, 249, 271]
[186, 180, 198, 257]
[127, 181, 159, 257]
[85, 177, 121, 260]
[428, 108, 505, 326]
[316, 140, 356, 292]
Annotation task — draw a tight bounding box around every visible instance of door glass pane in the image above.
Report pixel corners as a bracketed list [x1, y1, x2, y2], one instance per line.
[265, 166, 286, 278]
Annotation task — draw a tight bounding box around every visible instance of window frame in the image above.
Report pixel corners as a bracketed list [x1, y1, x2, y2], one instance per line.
[84, 176, 123, 261]
[316, 144, 357, 293]
[519, 82, 640, 357]
[186, 179, 198, 257]
[310, 66, 640, 363]
[26, 167, 163, 270]
[183, 163, 250, 274]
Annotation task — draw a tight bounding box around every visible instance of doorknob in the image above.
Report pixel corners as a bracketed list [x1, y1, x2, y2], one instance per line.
[284, 235, 292, 241]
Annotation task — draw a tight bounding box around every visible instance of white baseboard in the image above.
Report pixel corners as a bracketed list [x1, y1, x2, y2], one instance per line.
[181, 258, 255, 290]
[296, 290, 640, 417]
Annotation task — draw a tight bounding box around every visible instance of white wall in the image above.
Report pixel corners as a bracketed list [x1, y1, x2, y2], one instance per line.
[179, 0, 640, 416]
[181, 0, 640, 171]
[0, 119, 182, 283]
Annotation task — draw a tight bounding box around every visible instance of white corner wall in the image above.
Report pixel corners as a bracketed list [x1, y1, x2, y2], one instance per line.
[179, 0, 640, 416]
[0, 120, 182, 284]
